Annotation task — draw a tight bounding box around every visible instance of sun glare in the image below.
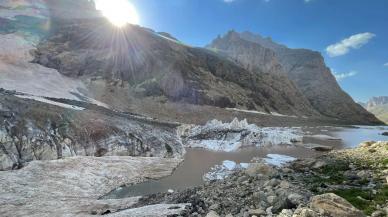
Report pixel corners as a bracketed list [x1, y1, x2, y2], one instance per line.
[95, 0, 140, 27]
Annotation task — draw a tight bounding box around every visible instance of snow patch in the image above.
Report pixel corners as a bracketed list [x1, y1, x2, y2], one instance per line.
[263, 154, 297, 167]
[0, 33, 86, 100]
[203, 160, 249, 181]
[226, 108, 300, 118]
[179, 118, 303, 152]
[15, 95, 85, 111]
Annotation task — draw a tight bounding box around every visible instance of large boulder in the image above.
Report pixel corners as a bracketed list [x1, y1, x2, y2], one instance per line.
[245, 163, 276, 177]
[310, 193, 365, 217]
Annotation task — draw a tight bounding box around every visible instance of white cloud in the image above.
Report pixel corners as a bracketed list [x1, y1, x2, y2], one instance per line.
[223, 0, 237, 3]
[384, 62, 388, 67]
[332, 70, 358, 81]
[326, 32, 376, 57]
[304, 0, 313, 2]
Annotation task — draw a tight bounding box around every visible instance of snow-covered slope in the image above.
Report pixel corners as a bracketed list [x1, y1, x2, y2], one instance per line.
[0, 34, 86, 100]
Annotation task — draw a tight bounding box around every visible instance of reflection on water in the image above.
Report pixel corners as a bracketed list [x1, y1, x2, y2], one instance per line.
[105, 125, 388, 199]
[331, 126, 388, 148]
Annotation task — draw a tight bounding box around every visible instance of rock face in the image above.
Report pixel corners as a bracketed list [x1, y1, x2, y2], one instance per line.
[31, 17, 320, 117]
[0, 155, 185, 217]
[208, 31, 382, 125]
[0, 91, 184, 170]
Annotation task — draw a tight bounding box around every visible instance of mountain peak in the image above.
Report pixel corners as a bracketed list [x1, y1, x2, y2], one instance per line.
[208, 31, 382, 124]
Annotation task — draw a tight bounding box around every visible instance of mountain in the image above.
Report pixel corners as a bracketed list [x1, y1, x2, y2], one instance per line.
[0, 0, 325, 170]
[0, 0, 186, 170]
[207, 31, 382, 124]
[366, 96, 388, 110]
[363, 96, 388, 124]
[31, 18, 319, 117]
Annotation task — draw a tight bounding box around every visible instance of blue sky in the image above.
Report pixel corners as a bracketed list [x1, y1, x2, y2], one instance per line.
[130, 0, 387, 102]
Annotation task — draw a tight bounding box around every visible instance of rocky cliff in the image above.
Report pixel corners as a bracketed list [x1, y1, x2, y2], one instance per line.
[208, 31, 382, 124]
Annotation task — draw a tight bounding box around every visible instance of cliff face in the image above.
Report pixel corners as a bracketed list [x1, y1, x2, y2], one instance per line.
[31, 19, 318, 116]
[208, 31, 382, 124]
[209, 31, 283, 75]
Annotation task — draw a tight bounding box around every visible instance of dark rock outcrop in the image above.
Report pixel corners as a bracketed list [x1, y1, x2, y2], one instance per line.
[208, 31, 382, 125]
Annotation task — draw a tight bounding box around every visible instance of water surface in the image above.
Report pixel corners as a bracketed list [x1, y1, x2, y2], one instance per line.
[105, 125, 388, 199]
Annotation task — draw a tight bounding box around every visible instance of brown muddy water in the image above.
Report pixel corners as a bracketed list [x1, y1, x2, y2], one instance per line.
[104, 125, 388, 199]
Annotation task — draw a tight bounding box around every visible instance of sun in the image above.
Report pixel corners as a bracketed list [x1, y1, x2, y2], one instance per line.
[95, 0, 140, 27]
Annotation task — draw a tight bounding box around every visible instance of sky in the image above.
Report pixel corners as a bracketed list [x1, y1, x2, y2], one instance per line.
[129, 0, 387, 102]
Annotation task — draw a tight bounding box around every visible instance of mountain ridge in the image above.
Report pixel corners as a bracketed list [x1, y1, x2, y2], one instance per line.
[31, 18, 319, 117]
[361, 96, 388, 124]
[207, 30, 382, 124]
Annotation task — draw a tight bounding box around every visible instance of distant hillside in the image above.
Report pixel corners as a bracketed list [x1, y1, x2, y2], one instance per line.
[363, 97, 388, 124]
[368, 105, 388, 124]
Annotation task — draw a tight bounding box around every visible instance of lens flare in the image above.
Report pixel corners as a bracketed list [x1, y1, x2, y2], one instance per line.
[95, 0, 139, 27]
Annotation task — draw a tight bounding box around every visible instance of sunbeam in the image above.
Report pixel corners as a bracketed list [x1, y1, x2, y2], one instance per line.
[94, 0, 139, 27]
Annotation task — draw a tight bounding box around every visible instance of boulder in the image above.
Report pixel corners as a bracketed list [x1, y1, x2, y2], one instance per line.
[292, 207, 319, 217]
[245, 163, 276, 177]
[248, 209, 266, 216]
[277, 209, 294, 217]
[304, 144, 333, 152]
[310, 193, 365, 217]
[359, 141, 376, 148]
[206, 210, 220, 217]
[287, 193, 305, 207]
[312, 160, 327, 169]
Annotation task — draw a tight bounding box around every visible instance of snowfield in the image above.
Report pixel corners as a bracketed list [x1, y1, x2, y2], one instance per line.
[0, 33, 86, 100]
[0, 33, 110, 109]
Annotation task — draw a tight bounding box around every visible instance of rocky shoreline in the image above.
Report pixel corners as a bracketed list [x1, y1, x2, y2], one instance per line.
[126, 141, 388, 217]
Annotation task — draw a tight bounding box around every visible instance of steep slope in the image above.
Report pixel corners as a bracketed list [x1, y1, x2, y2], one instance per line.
[208, 31, 382, 124]
[31, 18, 317, 116]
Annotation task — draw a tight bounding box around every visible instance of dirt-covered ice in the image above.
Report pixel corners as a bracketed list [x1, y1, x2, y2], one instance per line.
[179, 118, 303, 152]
